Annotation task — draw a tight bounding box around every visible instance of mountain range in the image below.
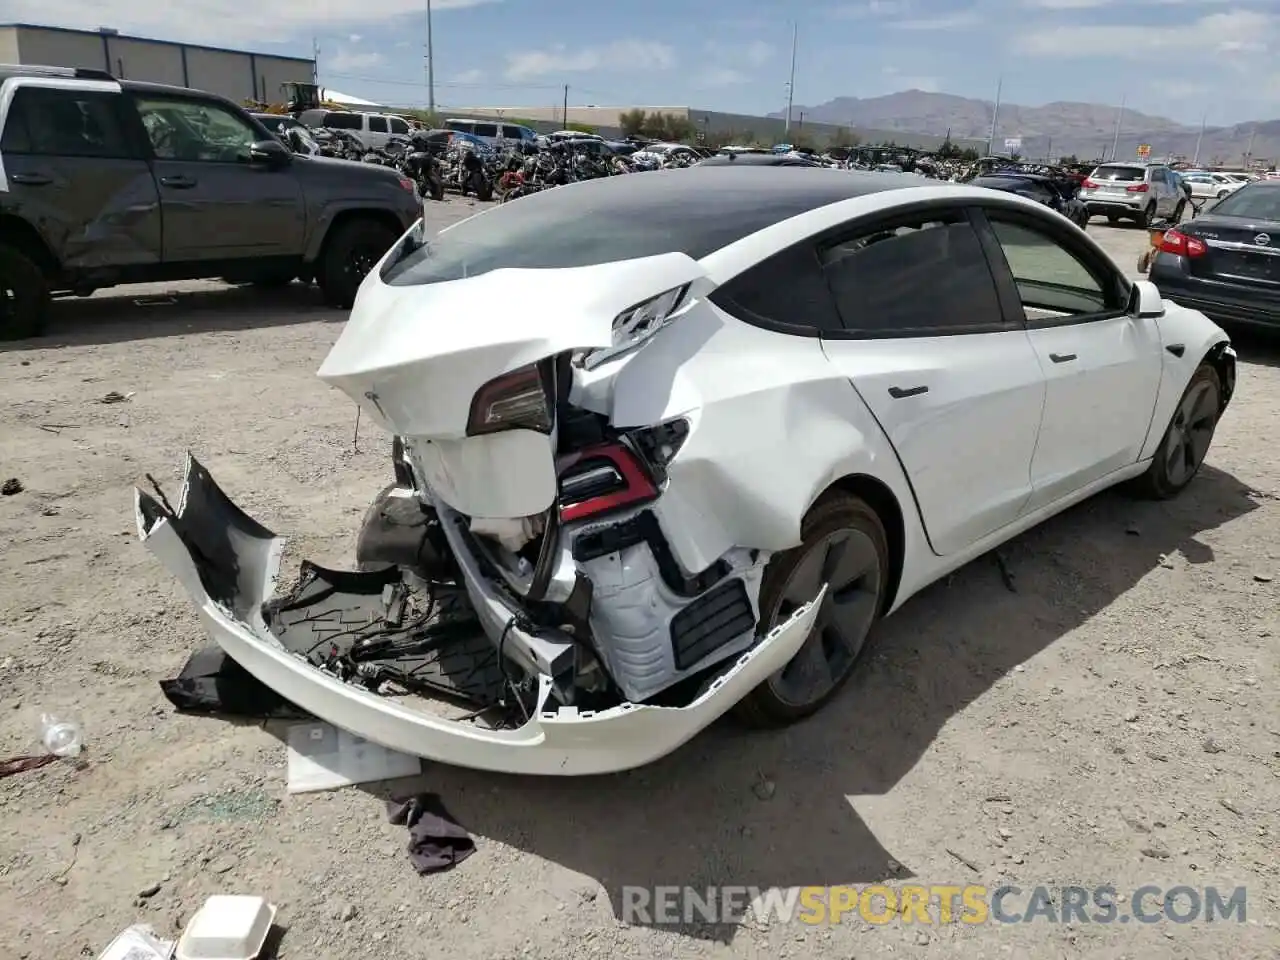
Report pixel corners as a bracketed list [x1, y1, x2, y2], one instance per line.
[770, 91, 1280, 167]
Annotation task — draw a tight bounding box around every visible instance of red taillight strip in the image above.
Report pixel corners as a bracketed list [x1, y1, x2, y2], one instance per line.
[559, 443, 658, 522]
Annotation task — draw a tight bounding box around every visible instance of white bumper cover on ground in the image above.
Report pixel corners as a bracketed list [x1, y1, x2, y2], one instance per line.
[136, 455, 823, 776]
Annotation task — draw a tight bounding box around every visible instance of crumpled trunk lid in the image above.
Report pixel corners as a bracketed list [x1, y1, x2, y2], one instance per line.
[316, 252, 707, 519]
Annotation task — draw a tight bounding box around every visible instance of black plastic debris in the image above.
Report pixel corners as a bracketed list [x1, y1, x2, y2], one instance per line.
[160, 646, 311, 720]
[386, 794, 476, 874]
[1, 478, 22, 496]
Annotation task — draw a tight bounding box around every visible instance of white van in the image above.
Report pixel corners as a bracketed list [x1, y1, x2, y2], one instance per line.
[444, 117, 539, 147]
[299, 110, 414, 149]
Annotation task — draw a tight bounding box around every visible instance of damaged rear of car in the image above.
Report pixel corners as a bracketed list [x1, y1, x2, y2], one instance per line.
[137, 172, 900, 774]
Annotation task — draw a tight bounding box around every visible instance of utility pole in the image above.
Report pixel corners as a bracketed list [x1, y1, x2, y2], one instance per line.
[311, 36, 320, 86]
[986, 76, 1002, 156]
[1046, 136, 1052, 163]
[784, 22, 797, 137]
[1192, 110, 1206, 167]
[1109, 94, 1125, 162]
[1245, 126, 1257, 169]
[562, 84, 569, 125]
[425, 0, 435, 113]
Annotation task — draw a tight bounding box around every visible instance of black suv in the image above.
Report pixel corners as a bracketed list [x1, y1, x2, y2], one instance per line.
[0, 65, 423, 339]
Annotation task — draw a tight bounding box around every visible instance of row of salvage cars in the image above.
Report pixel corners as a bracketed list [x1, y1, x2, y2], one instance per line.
[139, 167, 1237, 775]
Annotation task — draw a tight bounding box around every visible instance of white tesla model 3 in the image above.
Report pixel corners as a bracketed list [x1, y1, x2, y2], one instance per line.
[139, 168, 1236, 775]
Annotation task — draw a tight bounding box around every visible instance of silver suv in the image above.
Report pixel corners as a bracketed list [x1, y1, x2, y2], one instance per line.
[1079, 162, 1185, 226]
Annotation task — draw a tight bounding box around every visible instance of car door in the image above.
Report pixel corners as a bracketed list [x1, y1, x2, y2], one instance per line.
[975, 206, 1163, 513]
[814, 206, 1047, 556]
[131, 93, 305, 262]
[0, 83, 162, 270]
[365, 114, 390, 150]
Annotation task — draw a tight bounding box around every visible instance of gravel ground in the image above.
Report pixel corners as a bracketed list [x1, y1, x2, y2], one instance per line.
[1, 201, 1277, 960]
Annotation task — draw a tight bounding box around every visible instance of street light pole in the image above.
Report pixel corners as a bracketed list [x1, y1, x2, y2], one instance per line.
[784, 22, 797, 138]
[1192, 110, 1206, 167]
[986, 76, 1002, 156]
[425, 0, 435, 113]
[1109, 94, 1125, 162]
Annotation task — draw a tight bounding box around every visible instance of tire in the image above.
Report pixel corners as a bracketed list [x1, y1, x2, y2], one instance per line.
[1173, 200, 1187, 223]
[1107, 214, 1120, 225]
[428, 174, 445, 202]
[1131, 363, 1222, 500]
[317, 218, 400, 310]
[1217, 190, 1228, 200]
[734, 492, 889, 728]
[471, 172, 494, 202]
[1137, 204, 1156, 228]
[0, 243, 51, 341]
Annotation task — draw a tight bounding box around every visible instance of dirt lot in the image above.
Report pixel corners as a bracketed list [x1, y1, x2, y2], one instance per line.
[1, 202, 1277, 960]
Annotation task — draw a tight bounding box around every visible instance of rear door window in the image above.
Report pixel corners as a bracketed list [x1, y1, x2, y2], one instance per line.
[367, 115, 388, 133]
[323, 112, 362, 130]
[473, 123, 498, 138]
[502, 125, 525, 140]
[819, 209, 1006, 337]
[4, 87, 134, 159]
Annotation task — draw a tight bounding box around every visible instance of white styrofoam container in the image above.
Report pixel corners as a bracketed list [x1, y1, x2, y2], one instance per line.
[175, 895, 276, 960]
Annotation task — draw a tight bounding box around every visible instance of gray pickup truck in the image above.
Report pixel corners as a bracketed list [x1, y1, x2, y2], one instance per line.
[0, 65, 423, 339]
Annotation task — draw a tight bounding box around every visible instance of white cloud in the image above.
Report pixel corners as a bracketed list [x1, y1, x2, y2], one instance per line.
[504, 40, 676, 81]
[1017, 9, 1275, 57]
[349, 33, 363, 43]
[696, 66, 748, 87]
[327, 48, 385, 72]
[452, 68, 485, 84]
[743, 40, 774, 66]
[890, 8, 982, 29]
[882, 65, 940, 92]
[3, 0, 502, 47]
[829, 0, 907, 19]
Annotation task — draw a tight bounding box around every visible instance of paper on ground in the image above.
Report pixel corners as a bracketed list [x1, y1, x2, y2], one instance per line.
[285, 721, 422, 793]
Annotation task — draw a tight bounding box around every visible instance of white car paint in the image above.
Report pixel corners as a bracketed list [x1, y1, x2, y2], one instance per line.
[1182, 173, 1244, 200]
[141, 173, 1233, 775]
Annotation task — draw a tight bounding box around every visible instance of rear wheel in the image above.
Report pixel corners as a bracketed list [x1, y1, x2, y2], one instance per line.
[317, 218, 400, 309]
[734, 493, 888, 728]
[1137, 203, 1156, 228]
[1173, 200, 1187, 223]
[1132, 364, 1222, 499]
[1107, 213, 1120, 225]
[0, 244, 51, 341]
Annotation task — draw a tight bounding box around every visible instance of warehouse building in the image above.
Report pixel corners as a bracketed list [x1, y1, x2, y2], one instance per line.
[0, 22, 315, 104]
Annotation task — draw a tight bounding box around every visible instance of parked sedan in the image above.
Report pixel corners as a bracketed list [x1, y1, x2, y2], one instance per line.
[1181, 172, 1244, 202]
[139, 169, 1235, 775]
[1150, 180, 1280, 329]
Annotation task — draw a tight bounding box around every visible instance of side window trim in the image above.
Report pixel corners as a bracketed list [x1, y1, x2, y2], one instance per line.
[816, 204, 1015, 340]
[971, 205, 1131, 330]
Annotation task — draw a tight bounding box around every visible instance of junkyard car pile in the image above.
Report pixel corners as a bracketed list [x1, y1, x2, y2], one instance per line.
[140, 167, 1235, 775]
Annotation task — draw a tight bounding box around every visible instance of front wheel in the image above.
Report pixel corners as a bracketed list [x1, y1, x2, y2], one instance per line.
[0, 244, 51, 341]
[470, 171, 494, 202]
[427, 174, 445, 202]
[1131, 363, 1222, 499]
[1217, 190, 1229, 200]
[317, 218, 400, 310]
[734, 493, 888, 728]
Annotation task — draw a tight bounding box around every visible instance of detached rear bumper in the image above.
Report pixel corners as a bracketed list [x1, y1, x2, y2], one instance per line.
[136, 455, 822, 776]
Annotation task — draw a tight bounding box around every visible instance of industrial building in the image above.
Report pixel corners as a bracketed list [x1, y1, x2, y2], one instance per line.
[0, 22, 315, 104]
[449, 104, 988, 152]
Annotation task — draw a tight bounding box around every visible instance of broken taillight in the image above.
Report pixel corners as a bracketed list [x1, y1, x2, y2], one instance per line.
[558, 443, 658, 522]
[466, 362, 552, 436]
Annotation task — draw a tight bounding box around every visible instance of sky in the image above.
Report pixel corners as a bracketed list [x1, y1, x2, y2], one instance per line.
[8, 0, 1280, 126]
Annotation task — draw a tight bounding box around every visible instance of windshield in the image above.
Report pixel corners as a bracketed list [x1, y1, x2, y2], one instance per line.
[1205, 185, 1280, 220]
[382, 173, 875, 286]
[1091, 165, 1144, 182]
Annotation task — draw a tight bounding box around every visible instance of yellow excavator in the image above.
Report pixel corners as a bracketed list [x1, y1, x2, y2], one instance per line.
[242, 81, 347, 117]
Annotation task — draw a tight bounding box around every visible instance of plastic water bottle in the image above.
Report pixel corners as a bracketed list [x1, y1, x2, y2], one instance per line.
[39, 714, 83, 758]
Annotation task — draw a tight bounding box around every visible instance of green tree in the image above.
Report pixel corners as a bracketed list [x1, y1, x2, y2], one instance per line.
[959, 147, 981, 162]
[565, 121, 598, 134]
[1009, 151, 1023, 162]
[830, 126, 860, 149]
[619, 109, 647, 136]
[1058, 154, 1079, 167]
[936, 137, 962, 160]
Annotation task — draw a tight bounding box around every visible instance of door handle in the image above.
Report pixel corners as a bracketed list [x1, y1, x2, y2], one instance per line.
[888, 385, 929, 399]
[9, 172, 52, 186]
[159, 175, 197, 189]
[1049, 352, 1077, 364]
